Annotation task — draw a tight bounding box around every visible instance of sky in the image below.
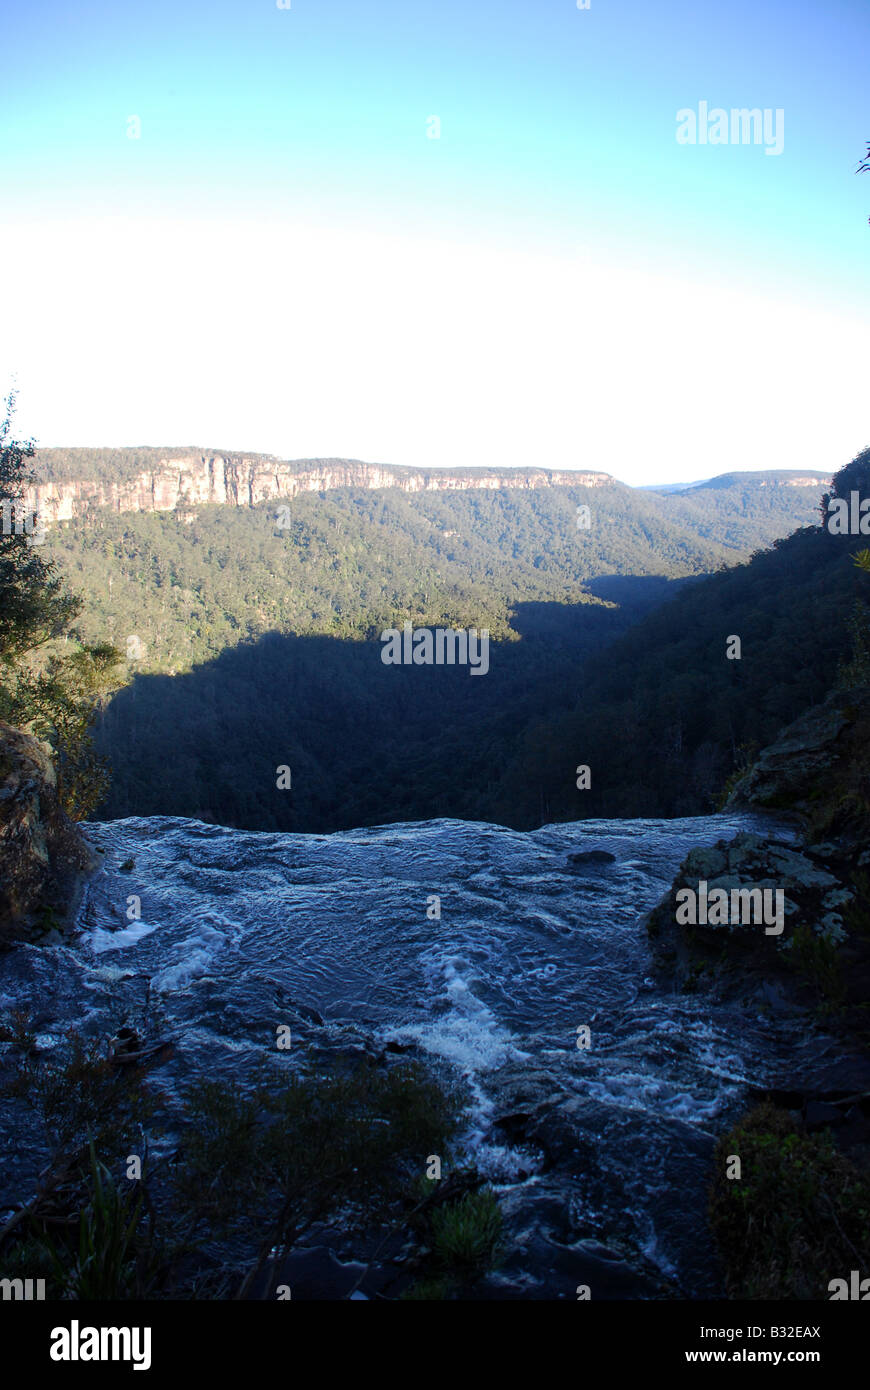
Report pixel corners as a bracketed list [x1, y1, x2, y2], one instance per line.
[1, 0, 868, 485]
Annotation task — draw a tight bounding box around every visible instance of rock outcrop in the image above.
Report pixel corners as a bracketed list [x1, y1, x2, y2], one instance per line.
[24, 456, 614, 527]
[647, 830, 854, 991]
[727, 684, 870, 855]
[647, 682, 870, 1029]
[0, 723, 96, 944]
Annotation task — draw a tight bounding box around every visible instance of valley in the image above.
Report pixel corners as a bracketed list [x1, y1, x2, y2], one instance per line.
[28, 452, 832, 833]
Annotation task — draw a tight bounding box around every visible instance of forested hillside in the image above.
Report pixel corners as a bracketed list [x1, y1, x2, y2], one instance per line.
[47, 480, 687, 665]
[498, 448, 870, 824]
[46, 469, 825, 669]
[656, 471, 830, 552]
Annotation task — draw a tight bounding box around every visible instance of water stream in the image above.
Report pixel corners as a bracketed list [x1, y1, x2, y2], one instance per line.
[0, 811, 819, 1298]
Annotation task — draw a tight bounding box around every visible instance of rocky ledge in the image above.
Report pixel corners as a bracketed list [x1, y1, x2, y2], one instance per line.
[726, 684, 870, 852]
[646, 682, 870, 1098]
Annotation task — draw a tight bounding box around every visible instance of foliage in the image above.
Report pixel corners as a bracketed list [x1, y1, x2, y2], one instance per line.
[399, 1274, 455, 1300]
[0, 1007, 37, 1054]
[838, 600, 870, 688]
[785, 924, 844, 1004]
[0, 396, 122, 817]
[176, 1061, 463, 1244]
[429, 1187, 503, 1272]
[4, 1029, 156, 1163]
[715, 742, 758, 809]
[501, 447, 870, 825]
[1, 1039, 469, 1299]
[0, 398, 80, 664]
[838, 549, 870, 687]
[2, 640, 124, 817]
[37, 1142, 161, 1300]
[709, 1102, 870, 1299]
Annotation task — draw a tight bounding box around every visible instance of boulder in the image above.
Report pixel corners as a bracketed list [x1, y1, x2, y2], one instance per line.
[645, 827, 854, 994]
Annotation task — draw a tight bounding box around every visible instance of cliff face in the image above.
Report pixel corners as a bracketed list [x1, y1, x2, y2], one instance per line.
[24, 456, 614, 526]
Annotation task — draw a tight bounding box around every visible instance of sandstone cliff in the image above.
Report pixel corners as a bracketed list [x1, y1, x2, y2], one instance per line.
[24, 455, 614, 527]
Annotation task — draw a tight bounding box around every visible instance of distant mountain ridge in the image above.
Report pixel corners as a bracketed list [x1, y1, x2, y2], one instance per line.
[687, 470, 828, 491]
[643, 470, 829, 495]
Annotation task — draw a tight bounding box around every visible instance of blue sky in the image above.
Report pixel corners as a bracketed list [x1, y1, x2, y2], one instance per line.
[1, 0, 868, 482]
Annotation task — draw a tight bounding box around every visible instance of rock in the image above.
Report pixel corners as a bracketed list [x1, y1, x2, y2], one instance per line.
[24, 458, 613, 529]
[683, 846, 727, 879]
[286, 998, 325, 1027]
[646, 825, 855, 993]
[817, 914, 846, 943]
[726, 687, 870, 856]
[759, 980, 791, 1013]
[0, 722, 96, 945]
[569, 850, 616, 865]
[823, 888, 854, 909]
[726, 695, 851, 811]
[803, 1101, 847, 1132]
[764, 846, 838, 889]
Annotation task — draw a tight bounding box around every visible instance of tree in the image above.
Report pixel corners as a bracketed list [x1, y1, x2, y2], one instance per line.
[0, 393, 79, 662]
[0, 392, 123, 817]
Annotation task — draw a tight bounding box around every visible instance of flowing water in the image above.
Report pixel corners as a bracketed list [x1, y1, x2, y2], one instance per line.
[1, 811, 823, 1298]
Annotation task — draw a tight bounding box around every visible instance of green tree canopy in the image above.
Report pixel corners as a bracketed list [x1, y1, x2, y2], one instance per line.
[0, 393, 122, 817]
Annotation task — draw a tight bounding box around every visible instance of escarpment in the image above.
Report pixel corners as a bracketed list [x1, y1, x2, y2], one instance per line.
[24, 455, 615, 527]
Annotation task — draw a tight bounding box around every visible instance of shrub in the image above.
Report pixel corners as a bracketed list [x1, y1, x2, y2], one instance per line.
[36, 1142, 163, 1300]
[709, 1102, 870, 1299]
[429, 1187, 503, 1273]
